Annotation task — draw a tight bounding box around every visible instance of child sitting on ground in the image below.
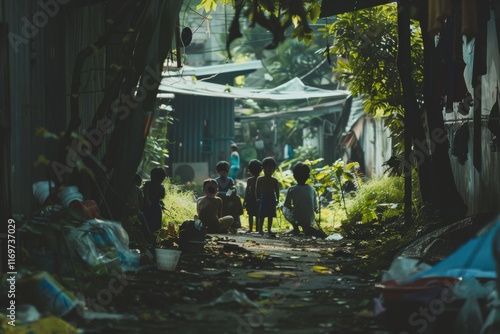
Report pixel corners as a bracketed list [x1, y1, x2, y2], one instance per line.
[197, 178, 234, 233]
[222, 186, 244, 233]
[283, 162, 326, 238]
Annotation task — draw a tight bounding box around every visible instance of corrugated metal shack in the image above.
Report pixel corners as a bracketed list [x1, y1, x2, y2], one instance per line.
[1, 0, 183, 222]
[1, 0, 109, 218]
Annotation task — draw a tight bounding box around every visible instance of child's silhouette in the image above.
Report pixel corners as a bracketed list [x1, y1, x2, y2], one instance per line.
[255, 157, 279, 237]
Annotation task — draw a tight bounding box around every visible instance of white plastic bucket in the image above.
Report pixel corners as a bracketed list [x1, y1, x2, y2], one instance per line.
[155, 248, 181, 271]
[32, 181, 55, 204]
[58, 185, 84, 207]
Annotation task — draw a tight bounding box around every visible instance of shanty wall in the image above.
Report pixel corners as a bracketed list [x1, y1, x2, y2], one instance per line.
[167, 95, 236, 181]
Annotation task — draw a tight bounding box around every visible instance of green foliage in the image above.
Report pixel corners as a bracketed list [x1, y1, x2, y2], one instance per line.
[322, 4, 424, 154]
[205, 0, 322, 45]
[262, 39, 335, 90]
[345, 175, 405, 225]
[293, 145, 320, 161]
[140, 114, 173, 172]
[161, 178, 197, 227]
[274, 158, 361, 229]
[337, 170, 423, 236]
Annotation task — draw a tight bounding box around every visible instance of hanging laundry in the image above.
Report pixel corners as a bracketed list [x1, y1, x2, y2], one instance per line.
[451, 122, 470, 165]
[488, 100, 500, 138]
[462, 0, 478, 38]
[428, 0, 452, 36]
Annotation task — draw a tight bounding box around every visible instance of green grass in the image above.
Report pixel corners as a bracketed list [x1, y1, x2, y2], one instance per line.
[161, 178, 197, 227]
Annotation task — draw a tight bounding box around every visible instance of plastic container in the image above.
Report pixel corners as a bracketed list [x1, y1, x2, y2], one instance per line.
[32, 181, 55, 205]
[155, 248, 181, 271]
[69, 200, 102, 219]
[58, 185, 84, 207]
[179, 219, 206, 253]
[375, 276, 461, 302]
[19, 272, 79, 317]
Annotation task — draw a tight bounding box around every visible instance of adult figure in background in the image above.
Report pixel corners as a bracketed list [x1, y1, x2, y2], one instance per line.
[229, 143, 240, 180]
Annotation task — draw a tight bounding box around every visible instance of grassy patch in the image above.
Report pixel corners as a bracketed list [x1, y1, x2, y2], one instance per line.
[161, 178, 197, 227]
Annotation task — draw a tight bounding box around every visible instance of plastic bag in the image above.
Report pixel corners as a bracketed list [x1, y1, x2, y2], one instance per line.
[381, 257, 432, 283]
[455, 292, 483, 334]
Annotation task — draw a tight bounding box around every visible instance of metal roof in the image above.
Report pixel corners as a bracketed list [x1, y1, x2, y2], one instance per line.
[164, 60, 263, 78]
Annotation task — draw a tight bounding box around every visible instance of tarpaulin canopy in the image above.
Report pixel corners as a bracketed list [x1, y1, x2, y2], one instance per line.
[407, 216, 500, 280]
[159, 76, 349, 101]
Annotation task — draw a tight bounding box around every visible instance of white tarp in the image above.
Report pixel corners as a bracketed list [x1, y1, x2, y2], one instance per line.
[159, 76, 349, 101]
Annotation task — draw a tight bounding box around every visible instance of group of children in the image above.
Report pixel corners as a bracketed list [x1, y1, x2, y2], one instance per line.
[129, 157, 325, 241]
[197, 157, 325, 238]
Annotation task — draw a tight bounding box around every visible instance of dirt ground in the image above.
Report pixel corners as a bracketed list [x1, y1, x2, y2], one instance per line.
[70, 232, 391, 334]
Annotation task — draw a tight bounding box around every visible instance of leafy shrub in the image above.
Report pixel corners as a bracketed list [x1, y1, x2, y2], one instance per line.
[339, 170, 423, 236]
[161, 178, 197, 227]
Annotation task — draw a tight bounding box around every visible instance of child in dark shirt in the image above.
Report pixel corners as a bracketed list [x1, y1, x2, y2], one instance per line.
[255, 157, 280, 237]
[243, 159, 262, 233]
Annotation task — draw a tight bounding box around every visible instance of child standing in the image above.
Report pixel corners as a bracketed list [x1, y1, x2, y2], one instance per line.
[142, 167, 166, 235]
[256, 157, 280, 237]
[197, 178, 234, 233]
[243, 159, 262, 233]
[283, 162, 325, 238]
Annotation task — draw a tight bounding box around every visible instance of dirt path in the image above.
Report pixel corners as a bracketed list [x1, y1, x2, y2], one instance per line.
[76, 233, 390, 333]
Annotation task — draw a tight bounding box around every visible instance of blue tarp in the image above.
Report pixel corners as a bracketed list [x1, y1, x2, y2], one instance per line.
[408, 217, 500, 281]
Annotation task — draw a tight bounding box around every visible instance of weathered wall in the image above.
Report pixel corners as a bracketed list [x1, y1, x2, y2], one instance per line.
[167, 95, 235, 180]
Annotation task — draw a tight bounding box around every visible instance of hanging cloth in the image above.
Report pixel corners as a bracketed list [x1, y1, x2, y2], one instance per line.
[428, 0, 452, 35]
[461, 0, 478, 38]
[488, 99, 500, 138]
[451, 122, 470, 165]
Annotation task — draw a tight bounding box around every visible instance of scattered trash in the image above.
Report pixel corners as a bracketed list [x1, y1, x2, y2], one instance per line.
[16, 304, 41, 324]
[2, 316, 80, 334]
[179, 218, 206, 253]
[455, 291, 484, 334]
[246, 270, 298, 279]
[155, 248, 181, 271]
[312, 265, 332, 274]
[326, 233, 343, 241]
[66, 219, 141, 273]
[79, 311, 139, 321]
[18, 272, 80, 317]
[32, 181, 55, 205]
[381, 256, 432, 283]
[209, 289, 259, 308]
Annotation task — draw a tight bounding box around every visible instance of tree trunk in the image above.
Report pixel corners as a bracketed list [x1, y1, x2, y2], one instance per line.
[103, 0, 183, 219]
